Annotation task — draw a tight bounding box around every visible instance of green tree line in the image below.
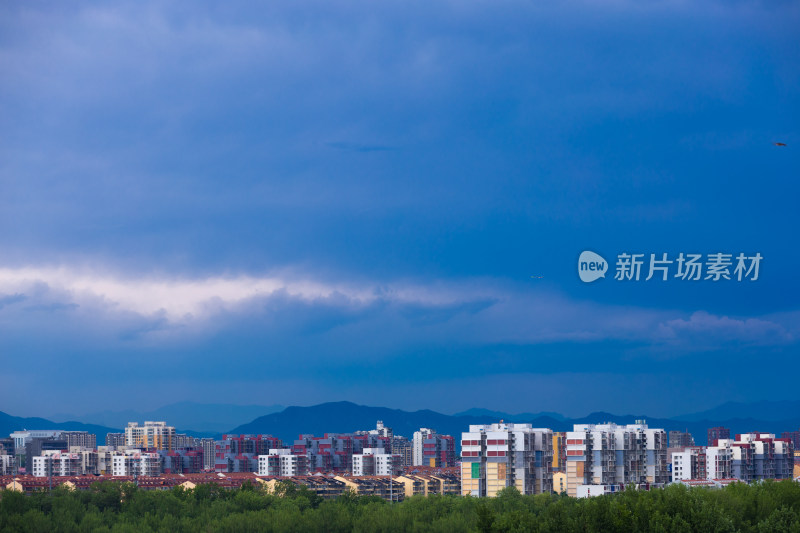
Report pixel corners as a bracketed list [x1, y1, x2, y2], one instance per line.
[1, 479, 799, 533]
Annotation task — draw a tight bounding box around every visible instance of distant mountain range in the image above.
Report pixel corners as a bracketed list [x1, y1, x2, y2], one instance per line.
[0, 411, 120, 446]
[3, 400, 798, 447]
[48, 401, 284, 434]
[453, 408, 567, 421]
[229, 401, 800, 446]
[672, 400, 800, 423]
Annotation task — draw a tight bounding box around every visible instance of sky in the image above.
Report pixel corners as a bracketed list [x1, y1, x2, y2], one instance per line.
[1, 0, 798, 420]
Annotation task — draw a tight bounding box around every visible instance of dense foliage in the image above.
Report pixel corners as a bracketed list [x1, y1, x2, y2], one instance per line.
[1, 480, 799, 532]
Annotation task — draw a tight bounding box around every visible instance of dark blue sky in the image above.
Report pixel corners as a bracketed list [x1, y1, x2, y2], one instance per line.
[1, 0, 798, 419]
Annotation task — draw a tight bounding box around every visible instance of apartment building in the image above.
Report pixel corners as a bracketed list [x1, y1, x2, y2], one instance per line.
[257, 449, 309, 476]
[668, 431, 695, 448]
[552, 432, 566, 472]
[565, 421, 668, 497]
[112, 451, 162, 477]
[125, 422, 175, 451]
[106, 433, 126, 449]
[352, 448, 398, 476]
[728, 433, 794, 481]
[461, 423, 553, 497]
[0, 455, 15, 475]
[707, 427, 730, 447]
[705, 443, 733, 479]
[671, 447, 707, 482]
[292, 433, 389, 473]
[412, 429, 435, 466]
[32, 452, 84, 477]
[62, 432, 96, 450]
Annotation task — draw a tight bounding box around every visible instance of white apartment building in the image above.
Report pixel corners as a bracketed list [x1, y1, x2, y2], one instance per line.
[727, 433, 794, 481]
[413, 428, 434, 466]
[671, 447, 706, 483]
[111, 451, 162, 477]
[125, 421, 175, 451]
[352, 448, 397, 476]
[705, 443, 732, 479]
[257, 449, 309, 477]
[32, 452, 83, 477]
[1, 455, 16, 475]
[461, 423, 553, 497]
[566, 421, 668, 497]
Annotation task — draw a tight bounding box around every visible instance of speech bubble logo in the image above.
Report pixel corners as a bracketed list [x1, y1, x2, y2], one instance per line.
[578, 251, 607, 283]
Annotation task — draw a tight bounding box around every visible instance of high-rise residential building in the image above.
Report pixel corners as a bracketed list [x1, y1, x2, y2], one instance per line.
[0, 438, 14, 456]
[0, 455, 16, 475]
[292, 432, 389, 473]
[257, 449, 309, 476]
[668, 431, 695, 449]
[461, 423, 553, 497]
[111, 450, 162, 477]
[63, 431, 96, 450]
[160, 449, 204, 474]
[422, 434, 456, 468]
[106, 433, 126, 449]
[705, 442, 732, 479]
[565, 421, 668, 497]
[352, 448, 398, 476]
[411, 429, 455, 468]
[707, 427, 730, 447]
[728, 433, 794, 481]
[670, 433, 792, 483]
[413, 429, 435, 466]
[392, 436, 413, 470]
[201, 438, 216, 471]
[671, 447, 707, 482]
[552, 432, 566, 472]
[125, 421, 175, 451]
[32, 452, 84, 477]
[174, 434, 199, 449]
[780, 430, 800, 449]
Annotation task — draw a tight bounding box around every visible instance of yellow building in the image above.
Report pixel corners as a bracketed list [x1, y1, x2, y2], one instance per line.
[553, 472, 567, 494]
[552, 432, 566, 471]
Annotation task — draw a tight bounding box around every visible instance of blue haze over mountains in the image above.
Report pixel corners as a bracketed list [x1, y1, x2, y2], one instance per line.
[3, 400, 798, 447]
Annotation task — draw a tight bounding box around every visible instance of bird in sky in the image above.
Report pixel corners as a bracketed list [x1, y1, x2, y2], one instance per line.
[774, 142, 787, 147]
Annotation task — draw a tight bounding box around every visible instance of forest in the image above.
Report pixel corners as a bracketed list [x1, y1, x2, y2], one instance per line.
[1, 479, 799, 532]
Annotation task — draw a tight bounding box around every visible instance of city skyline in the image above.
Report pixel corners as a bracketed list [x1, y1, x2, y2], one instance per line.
[1, 1, 799, 418]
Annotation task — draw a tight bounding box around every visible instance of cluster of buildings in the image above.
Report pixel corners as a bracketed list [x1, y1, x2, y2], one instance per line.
[671, 432, 795, 484]
[0, 421, 457, 481]
[2, 419, 798, 500]
[461, 421, 799, 499]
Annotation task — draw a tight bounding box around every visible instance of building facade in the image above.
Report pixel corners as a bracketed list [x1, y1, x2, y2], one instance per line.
[125, 422, 175, 451]
[461, 423, 553, 497]
[668, 431, 695, 449]
[707, 427, 730, 447]
[413, 429, 434, 466]
[565, 421, 668, 497]
[63, 432, 96, 450]
[257, 449, 309, 476]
